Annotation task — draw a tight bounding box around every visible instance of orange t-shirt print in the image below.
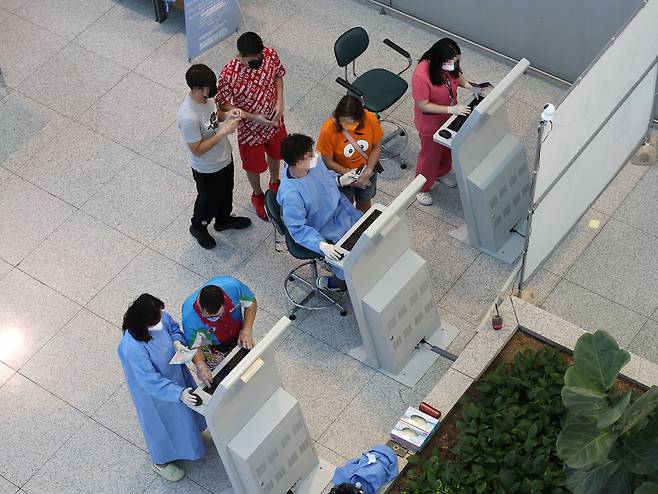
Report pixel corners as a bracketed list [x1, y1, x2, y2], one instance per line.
[316, 110, 384, 170]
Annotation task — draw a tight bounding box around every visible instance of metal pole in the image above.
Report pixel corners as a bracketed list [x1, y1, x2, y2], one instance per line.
[518, 115, 548, 290]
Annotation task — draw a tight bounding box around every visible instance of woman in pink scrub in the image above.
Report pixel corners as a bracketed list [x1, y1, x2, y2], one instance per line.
[411, 40, 471, 206]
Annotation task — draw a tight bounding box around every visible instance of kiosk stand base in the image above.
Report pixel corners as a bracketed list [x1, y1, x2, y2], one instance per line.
[449, 225, 526, 264]
[348, 322, 459, 388]
[296, 458, 335, 494]
[216, 458, 335, 494]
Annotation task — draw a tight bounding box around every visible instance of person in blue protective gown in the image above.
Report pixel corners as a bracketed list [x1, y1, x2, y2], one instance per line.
[118, 293, 207, 482]
[277, 133, 363, 291]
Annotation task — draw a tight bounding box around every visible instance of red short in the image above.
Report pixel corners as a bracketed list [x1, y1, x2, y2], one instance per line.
[238, 123, 287, 173]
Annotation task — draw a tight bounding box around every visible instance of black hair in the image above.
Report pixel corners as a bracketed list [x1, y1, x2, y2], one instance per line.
[439, 37, 463, 78]
[185, 64, 217, 91]
[199, 285, 225, 314]
[281, 133, 315, 167]
[122, 294, 165, 343]
[237, 32, 264, 57]
[329, 484, 363, 494]
[332, 95, 365, 133]
[419, 40, 457, 86]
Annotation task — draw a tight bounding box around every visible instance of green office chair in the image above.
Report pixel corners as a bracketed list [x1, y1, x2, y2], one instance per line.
[334, 27, 412, 169]
[264, 190, 348, 320]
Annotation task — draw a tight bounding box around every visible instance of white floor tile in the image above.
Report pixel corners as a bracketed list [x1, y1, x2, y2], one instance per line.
[87, 247, 203, 326]
[319, 372, 422, 459]
[0, 175, 75, 265]
[20, 309, 124, 415]
[15, 0, 115, 40]
[0, 0, 26, 13]
[23, 419, 153, 494]
[92, 383, 147, 452]
[78, 72, 182, 154]
[75, 0, 183, 70]
[0, 373, 86, 486]
[17, 122, 136, 207]
[19, 44, 128, 118]
[142, 123, 196, 180]
[144, 477, 214, 494]
[19, 211, 143, 305]
[0, 14, 66, 87]
[0, 260, 12, 281]
[275, 329, 375, 439]
[0, 269, 80, 368]
[176, 432, 231, 494]
[0, 92, 71, 171]
[0, 362, 15, 387]
[152, 206, 271, 280]
[82, 156, 194, 243]
[0, 476, 18, 494]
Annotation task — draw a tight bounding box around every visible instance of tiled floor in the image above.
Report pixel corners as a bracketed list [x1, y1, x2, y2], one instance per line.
[1, 0, 655, 493]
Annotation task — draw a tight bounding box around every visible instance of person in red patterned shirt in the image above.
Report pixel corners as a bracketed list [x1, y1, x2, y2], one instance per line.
[215, 32, 286, 221]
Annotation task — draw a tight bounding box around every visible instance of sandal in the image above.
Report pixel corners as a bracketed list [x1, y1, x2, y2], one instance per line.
[152, 462, 185, 482]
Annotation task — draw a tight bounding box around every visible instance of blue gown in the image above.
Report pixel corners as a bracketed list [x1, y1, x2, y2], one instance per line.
[117, 311, 206, 465]
[277, 159, 363, 278]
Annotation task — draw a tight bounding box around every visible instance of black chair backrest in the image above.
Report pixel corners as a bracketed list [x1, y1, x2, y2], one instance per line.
[334, 27, 369, 67]
[264, 190, 286, 235]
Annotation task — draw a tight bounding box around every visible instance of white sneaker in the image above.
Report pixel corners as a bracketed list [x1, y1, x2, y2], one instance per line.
[438, 171, 457, 188]
[416, 192, 433, 206]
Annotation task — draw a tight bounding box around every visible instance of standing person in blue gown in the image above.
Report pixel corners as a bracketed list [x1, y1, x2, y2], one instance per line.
[118, 294, 207, 482]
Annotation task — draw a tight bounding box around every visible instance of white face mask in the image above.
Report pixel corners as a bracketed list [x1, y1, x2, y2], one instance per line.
[307, 153, 319, 169]
[442, 62, 455, 72]
[149, 320, 163, 331]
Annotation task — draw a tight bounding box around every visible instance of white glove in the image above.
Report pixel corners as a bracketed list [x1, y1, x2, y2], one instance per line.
[319, 241, 343, 261]
[173, 340, 188, 353]
[337, 170, 360, 187]
[448, 105, 471, 116]
[180, 388, 198, 406]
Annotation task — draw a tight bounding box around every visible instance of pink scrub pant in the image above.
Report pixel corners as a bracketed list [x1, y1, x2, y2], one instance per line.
[415, 134, 452, 193]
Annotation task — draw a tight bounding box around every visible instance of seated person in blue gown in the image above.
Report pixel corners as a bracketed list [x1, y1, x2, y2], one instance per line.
[117, 294, 206, 483]
[277, 133, 363, 291]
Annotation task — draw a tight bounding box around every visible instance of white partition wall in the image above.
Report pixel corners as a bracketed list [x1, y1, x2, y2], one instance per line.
[520, 0, 658, 286]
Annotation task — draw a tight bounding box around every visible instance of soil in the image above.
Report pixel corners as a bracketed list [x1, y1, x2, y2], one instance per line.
[386, 329, 647, 494]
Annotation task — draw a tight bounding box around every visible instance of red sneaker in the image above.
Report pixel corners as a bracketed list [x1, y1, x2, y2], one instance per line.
[251, 192, 268, 221]
[268, 180, 280, 193]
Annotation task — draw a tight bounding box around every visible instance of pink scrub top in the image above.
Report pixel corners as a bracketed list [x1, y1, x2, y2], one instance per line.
[412, 60, 458, 136]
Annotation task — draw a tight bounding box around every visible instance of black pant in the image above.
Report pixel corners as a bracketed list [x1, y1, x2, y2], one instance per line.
[191, 160, 234, 228]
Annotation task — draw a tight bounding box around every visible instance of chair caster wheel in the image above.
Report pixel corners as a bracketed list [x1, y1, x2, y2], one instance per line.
[288, 276, 294, 281]
[400, 162, 407, 169]
[399, 131, 406, 136]
[340, 310, 347, 317]
[289, 314, 297, 321]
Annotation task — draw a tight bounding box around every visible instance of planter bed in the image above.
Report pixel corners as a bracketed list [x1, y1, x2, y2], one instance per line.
[387, 296, 656, 494]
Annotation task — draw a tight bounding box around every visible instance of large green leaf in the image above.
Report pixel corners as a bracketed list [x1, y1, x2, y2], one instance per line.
[621, 435, 658, 475]
[635, 482, 658, 494]
[557, 417, 618, 468]
[565, 461, 622, 494]
[567, 331, 630, 393]
[600, 464, 633, 494]
[618, 387, 658, 434]
[562, 387, 609, 418]
[598, 391, 632, 428]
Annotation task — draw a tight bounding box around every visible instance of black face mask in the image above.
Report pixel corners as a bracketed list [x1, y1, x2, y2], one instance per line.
[203, 85, 217, 100]
[248, 57, 263, 70]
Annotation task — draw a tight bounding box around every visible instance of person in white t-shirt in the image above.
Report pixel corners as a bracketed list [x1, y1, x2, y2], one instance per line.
[176, 64, 251, 249]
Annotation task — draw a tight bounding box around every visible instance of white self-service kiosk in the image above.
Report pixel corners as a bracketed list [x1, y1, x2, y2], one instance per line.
[187, 317, 334, 494]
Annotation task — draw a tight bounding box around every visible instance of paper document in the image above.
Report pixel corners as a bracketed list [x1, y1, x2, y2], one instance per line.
[169, 347, 197, 365]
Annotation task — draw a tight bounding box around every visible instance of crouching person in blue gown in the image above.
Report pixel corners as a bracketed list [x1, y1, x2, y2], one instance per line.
[118, 293, 207, 482]
[277, 133, 363, 291]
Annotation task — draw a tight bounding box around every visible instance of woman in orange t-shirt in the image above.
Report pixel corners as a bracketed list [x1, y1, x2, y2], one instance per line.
[317, 95, 383, 212]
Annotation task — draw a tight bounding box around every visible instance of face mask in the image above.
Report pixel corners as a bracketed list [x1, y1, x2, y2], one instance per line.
[342, 122, 358, 131]
[149, 320, 163, 331]
[248, 57, 263, 70]
[307, 153, 319, 169]
[442, 62, 455, 72]
[206, 315, 220, 322]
